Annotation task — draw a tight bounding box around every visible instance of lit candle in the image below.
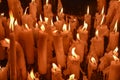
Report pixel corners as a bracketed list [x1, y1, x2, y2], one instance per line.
[57, 0, 63, 13]
[88, 57, 97, 80]
[89, 30, 104, 58]
[51, 63, 63, 80]
[28, 69, 39, 80]
[108, 55, 120, 80]
[58, 8, 64, 20]
[67, 47, 80, 79]
[97, 0, 106, 14]
[52, 30, 66, 68]
[68, 74, 77, 80]
[106, 20, 119, 52]
[37, 24, 48, 74]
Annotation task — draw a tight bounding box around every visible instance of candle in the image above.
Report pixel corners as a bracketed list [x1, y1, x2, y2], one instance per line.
[89, 30, 104, 58]
[67, 47, 80, 79]
[84, 6, 91, 33]
[106, 20, 119, 52]
[88, 57, 97, 80]
[52, 30, 66, 68]
[35, 0, 42, 18]
[18, 24, 35, 65]
[37, 24, 48, 74]
[51, 63, 63, 80]
[68, 74, 77, 80]
[28, 69, 39, 80]
[108, 55, 120, 80]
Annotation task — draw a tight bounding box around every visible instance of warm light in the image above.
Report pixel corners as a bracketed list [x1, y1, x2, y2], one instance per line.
[40, 24, 45, 31]
[82, 21, 88, 31]
[100, 15, 105, 25]
[35, 23, 38, 28]
[87, 6, 89, 15]
[76, 33, 80, 40]
[1, 13, 4, 16]
[113, 55, 119, 61]
[101, 6, 104, 15]
[68, 23, 71, 31]
[91, 57, 96, 64]
[46, 0, 48, 5]
[52, 63, 58, 70]
[25, 24, 30, 30]
[69, 74, 75, 80]
[62, 24, 67, 31]
[24, 7, 29, 15]
[114, 20, 118, 32]
[51, 19, 54, 26]
[14, 20, 18, 26]
[5, 38, 10, 44]
[95, 30, 99, 37]
[31, 0, 35, 2]
[113, 47, 118, 56]
[72, 47, 78, 58]
[60, 8, 63, 14]
[44, 17, 48, 23]
[9, 11, 15, 31]
[39, 14, 43, 22]
[56, 16, 59, 21]
[53, 30, 58, 33]
[30, 69, 35, 80]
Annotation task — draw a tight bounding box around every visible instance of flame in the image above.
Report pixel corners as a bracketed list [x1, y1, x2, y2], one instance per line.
[91, 57, 96, 64]
[40, 24, 45, 31]
[76, 33, 80, 40]
[82, 21, 88, 30]
[87, 6, 89, 15]
[100, 15, 105, 25]
[69, 74, 75, 80]
[9, 11, 15, 31]
[46, 0, 49, 5]
[53, 30, 58, 33]
[44, 17, 48, 23]
[24, 7, 29, 15]
[62, 24, 67, 31]
[51, 19, 54, 26]
[39, 14, 43, 22]
[35, 23, 38, 28]
[101, 6, 104, 15]
[30, 69, 35, 80]
[71, 47, 78, 58]
[14, 20, 18, 26]
[68, 23, 71, 31]
[60, 8, 63, 14]
[113, 47, 118, 53]
[5, 38, 10, 44]
[114, 20, 118, 32]
[95, 30, 99, 37]
[1, 13, 4, 16]
[52, 63, 58, 70]
[31, 0, 35, 2]
[113, 55, 119, 61]
[56, 16, 59, 21]
[25, 24, 30, 30]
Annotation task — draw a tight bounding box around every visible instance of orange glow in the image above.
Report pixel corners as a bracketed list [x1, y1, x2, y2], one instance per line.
[1, 13, 4, 16]
[53, 30, 58, 33]
[44, 17, 48, 23]
[100, 15, 105, 25]
[62, 24, 67, 31]
[52, 63, 58, 70]
[46, 0, 48, 5]
[24, 7, 29, 15]
[91, 57, 96, 64]
[76, 33, 80, 40]
[30, 69, 35, 79]
[60, 8, 63, 14]
[56, 16, 59, 21]
[9, 11, 15, 31]
[25, 24, 30, 30]
[72, 47, 78, 58]
[5, 38, 10, 44]
[82, 21, 88, 31]
[35, 23, 38, 28]
[95, 30, 99, 37]
[114, 20, 118, 32]
[113, 55, 119, 61]
[40, 24, 45, 31]
[51, 19, 54, 26]
[113, 47, 118, 56]
[39, 14, 43, 22]
[14, 20, 18, 26]
[69, 74, 75, 80]
[87, 6, 89, 15]
[31, 0, 35, 2]
[68, 23, 71, 31]
[101, 6, 104, 15]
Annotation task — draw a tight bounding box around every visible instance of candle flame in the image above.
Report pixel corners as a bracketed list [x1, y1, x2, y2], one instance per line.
[52, 63, 58, 70]
[1, 13, 4, 16]
[14, 20, 18, 26]
[113, 47, 118, 56]
[60, 8, 63, 14]
[101, 6, 104, 15]
[24, 7, 29, 15]
[30, 69, 35, 79]
[95, 30, 99, 37]
[87, 6, 89, 15]
[56, 16, 59, 21]
[82, 21, 88, 30]
[39, 14, 43, 22]
[51, 19, 54, 26]
[35, 23, 38, 28]
[53, 30, 58, 33]
[69, 74, 75, 80]
[25, 24, 30, 30]
[44, 17, 48, 23]
[9, 11, 15, 31]
[5, 38, 10, 44]
[40, 24, 45, 31]
[91, 57, 96, 64]
[62, 24, 67, 31]
[100, 15, 105, 25]
[114, 20, 118, 32]
[46, 0, 49, 5]
[72, 47, 78, 58]
[113, 55, 119, 61]
[31, 0, 35, 2]
[76, 33, 80, 40]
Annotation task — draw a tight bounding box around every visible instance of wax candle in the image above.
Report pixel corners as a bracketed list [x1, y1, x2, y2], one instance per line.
[18, 24, 34, 65]
[37, 24, 48, 74]
[88, 57, 97, 80]
[67, 47, 80, 79]
[51, 63, 63, 80]
[89, 30, 104, 58]
[52, 30, 66, 68]
[29, 0, 37, 20]
[68, 74, 77, 80]
[106, 20, 119, 52]
[108, 55, 120, 80]
[84, 6, 91, 33]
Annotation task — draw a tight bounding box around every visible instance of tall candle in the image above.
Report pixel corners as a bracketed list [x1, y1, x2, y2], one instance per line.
[37, 24, 48, 74]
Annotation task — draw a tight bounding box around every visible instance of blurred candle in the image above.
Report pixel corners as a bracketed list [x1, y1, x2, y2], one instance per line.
[68, 74, 76, 80]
